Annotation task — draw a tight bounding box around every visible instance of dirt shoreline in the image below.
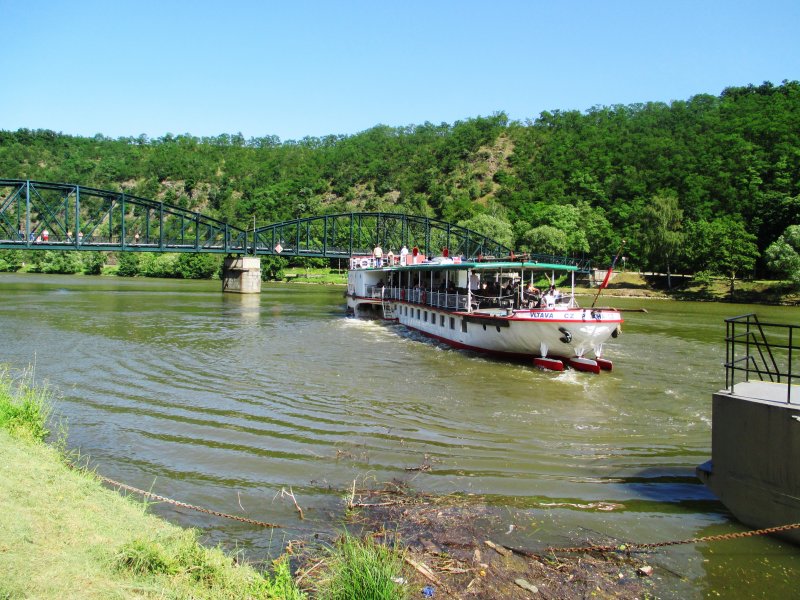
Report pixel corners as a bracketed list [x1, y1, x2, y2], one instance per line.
[295, 486, 657, 599]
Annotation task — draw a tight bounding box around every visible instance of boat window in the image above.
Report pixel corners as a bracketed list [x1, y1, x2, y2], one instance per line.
[440, 315, 445, 327]
[416, 309, 420, 320]
[461, 319, 467, 333]
[424, 311, 428, 322]
[450, 317, 455, 330]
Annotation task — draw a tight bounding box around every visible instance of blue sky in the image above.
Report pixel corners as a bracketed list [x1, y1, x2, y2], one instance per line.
[2, 0, 798, 141]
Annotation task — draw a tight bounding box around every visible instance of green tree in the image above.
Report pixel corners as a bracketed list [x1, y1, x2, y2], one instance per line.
[636, 192, 684, 288]
[27, 251, 82, 274]
[115, 252, 140, 277]
[261, 256, 288, 280]
[688, 217, 759, 296]
[519, 225, 569, 256]
[81, 252, 106, 275]
[765, 225, 800, 287]
[0, 250, 24, 272]
[456, 214, 514, 249]
[175, 253, 221, 279]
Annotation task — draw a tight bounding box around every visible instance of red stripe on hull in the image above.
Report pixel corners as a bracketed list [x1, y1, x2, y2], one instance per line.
[568, 358, 601, 374]
[596, 358, 613, 371]
[533, 357, 565, 371]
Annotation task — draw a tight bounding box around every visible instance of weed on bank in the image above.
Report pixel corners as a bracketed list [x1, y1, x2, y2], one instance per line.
[0, 365, 308, 599]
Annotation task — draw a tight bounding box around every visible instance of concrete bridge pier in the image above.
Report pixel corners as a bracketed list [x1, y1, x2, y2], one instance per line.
[222, 256, 261, 294]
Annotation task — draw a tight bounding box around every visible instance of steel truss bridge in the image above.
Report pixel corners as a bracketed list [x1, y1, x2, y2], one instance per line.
[0, 179, 512, 260]
[0, 179, 590, 269]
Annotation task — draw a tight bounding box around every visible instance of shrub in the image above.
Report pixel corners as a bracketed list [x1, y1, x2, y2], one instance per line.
[0, 366, 52, 442]
[317, 533, 406, 600]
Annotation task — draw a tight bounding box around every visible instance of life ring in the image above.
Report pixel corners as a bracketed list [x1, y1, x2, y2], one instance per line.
[359, 258, 370, 268]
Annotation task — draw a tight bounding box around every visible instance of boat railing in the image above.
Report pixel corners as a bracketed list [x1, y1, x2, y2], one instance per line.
[367, 284, 580, 312]
[725, 314, 799, 404]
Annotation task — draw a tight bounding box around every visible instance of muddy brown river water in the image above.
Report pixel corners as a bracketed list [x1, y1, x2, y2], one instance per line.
[1, 273, 798, 598]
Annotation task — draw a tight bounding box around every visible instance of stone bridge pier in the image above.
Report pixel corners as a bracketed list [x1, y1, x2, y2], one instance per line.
[222, 256, 261, 293]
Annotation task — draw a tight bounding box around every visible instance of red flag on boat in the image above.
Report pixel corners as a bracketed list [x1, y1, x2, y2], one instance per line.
[592, 240, 625, 307]
[599, 263, 615, 290]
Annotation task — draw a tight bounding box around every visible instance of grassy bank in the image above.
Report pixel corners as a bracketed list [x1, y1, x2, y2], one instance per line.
[0, 367, 656, 599]
[0, 368, 306, 600]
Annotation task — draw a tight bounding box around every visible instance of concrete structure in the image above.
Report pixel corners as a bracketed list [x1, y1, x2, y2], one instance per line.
[697, 381, 800, 545]
[222, 256, 261, 294]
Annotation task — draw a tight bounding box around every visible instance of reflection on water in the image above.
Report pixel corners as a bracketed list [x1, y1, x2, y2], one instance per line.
[1, 273, 798, 598]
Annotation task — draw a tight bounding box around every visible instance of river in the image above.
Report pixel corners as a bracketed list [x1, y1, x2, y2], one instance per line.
[1, 273, 797, 598]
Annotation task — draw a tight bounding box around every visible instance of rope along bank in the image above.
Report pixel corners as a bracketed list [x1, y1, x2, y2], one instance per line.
[75, 464, 800, 551]
[66, 463, 281, 529]
[535, 522, 800, 555]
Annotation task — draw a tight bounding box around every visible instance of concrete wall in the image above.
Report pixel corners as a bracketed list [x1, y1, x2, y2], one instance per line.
[704, 391, 800, 543]
[222, 256, 261, 294]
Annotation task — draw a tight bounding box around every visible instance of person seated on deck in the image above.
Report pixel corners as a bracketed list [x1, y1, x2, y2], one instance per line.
[543, 286, 556, 308]
[524, 283, 541, 307]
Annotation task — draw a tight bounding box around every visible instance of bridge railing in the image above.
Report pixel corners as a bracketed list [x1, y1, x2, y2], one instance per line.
[253, 212, 512, 260]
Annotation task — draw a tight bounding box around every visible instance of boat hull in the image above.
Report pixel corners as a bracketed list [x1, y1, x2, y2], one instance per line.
[347, 295, 620, 362]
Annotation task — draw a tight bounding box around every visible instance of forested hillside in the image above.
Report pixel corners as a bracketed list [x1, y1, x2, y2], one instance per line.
[2, 80, 799, 279]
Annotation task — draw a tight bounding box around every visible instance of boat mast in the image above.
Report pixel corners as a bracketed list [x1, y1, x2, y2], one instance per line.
[467, 268, 472, 313]
[571, 270, 575, 306]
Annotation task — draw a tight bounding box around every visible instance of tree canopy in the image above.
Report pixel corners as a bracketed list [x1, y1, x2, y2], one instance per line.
[2, 80, 800, 280]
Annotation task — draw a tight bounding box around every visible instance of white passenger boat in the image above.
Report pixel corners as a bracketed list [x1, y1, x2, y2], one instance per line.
[345, 254, 623, 372]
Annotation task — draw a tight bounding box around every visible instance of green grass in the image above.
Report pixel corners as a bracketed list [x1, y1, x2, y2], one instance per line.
[316, 533, 407, 600]
[0, 365, 52, 442]
[0, 366, 306, 599]
[283, 268, 347, 285]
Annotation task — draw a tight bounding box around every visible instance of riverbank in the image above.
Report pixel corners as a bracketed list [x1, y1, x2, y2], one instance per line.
[0, 429, 305, 599]
[0, 370, 301, 600]
[0, 365, 654, 599]
[0, 429, 656, 599]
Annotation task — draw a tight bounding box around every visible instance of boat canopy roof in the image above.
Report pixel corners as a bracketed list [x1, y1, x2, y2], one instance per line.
[379, 260, 578, 272]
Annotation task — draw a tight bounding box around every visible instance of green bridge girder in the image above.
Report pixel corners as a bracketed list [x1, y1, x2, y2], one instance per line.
[0, 179, 248, 253]
[252, 212, 513, 261]
[0, 179, 591, 270]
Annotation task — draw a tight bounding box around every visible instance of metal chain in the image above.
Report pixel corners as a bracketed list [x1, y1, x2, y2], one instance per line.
[69, 463, 281, 529]
[71, 461, 800, 546]
[545, 522, 800, 554]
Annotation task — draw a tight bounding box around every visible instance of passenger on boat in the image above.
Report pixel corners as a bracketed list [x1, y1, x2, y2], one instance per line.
[524, 283, 541, 307]
[400, 245, 409, 265]
[373, 245, 383, 267]
[543, 286, 556, 308]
